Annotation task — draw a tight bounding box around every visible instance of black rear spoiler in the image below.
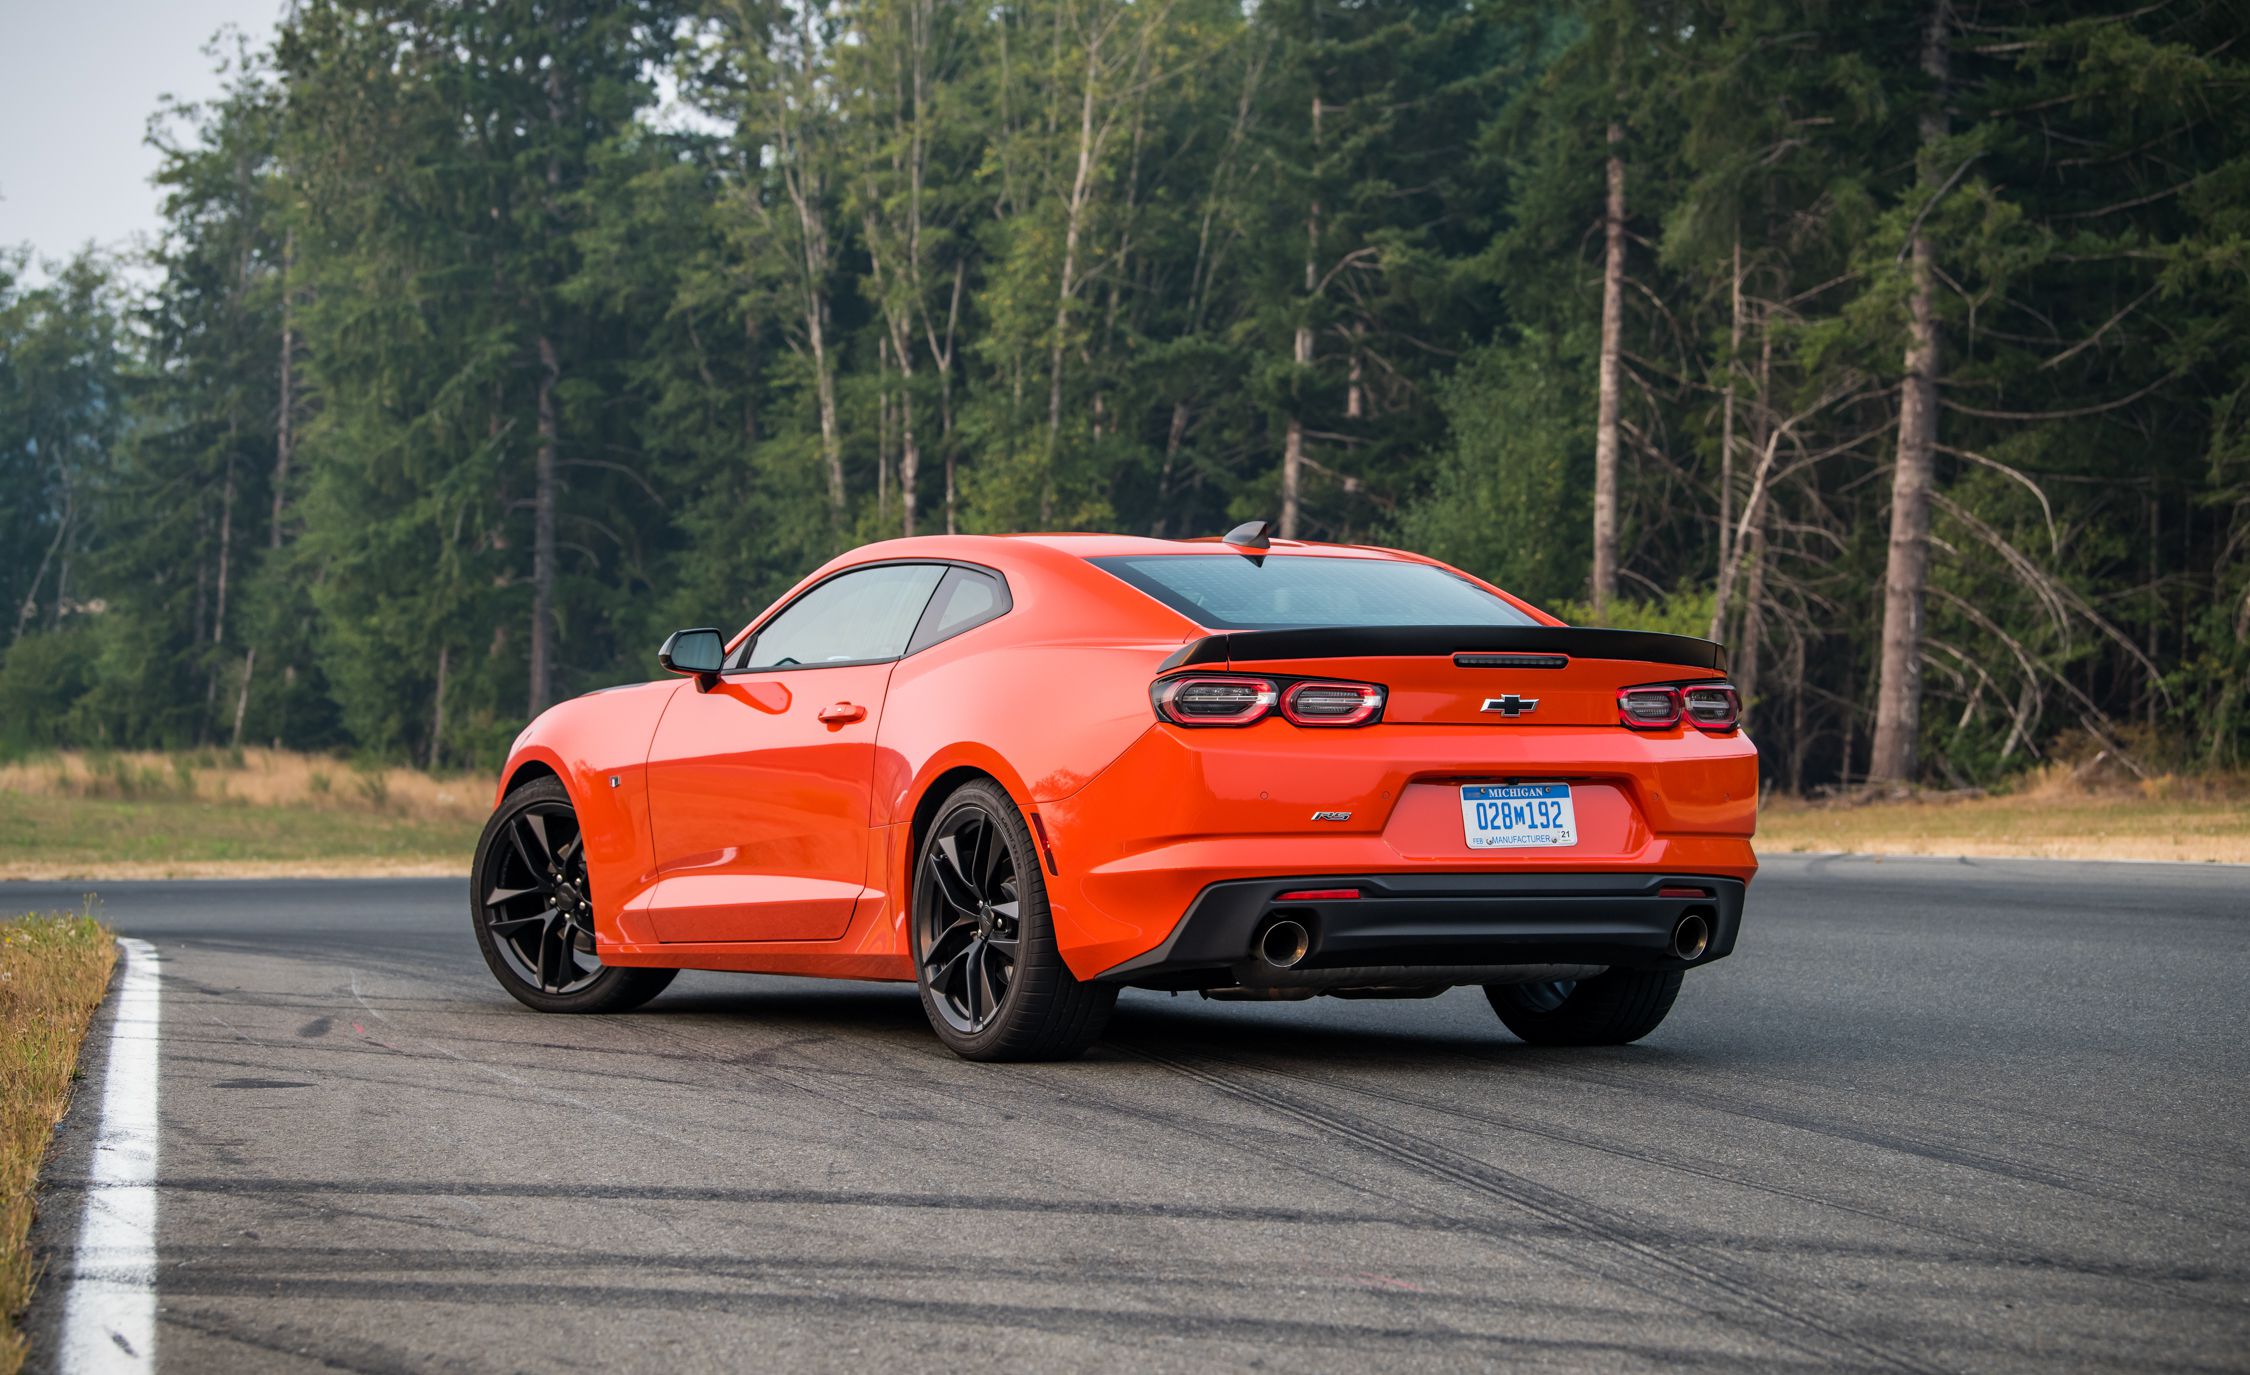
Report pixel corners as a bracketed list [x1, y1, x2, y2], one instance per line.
[1158, 624, 1727, 673]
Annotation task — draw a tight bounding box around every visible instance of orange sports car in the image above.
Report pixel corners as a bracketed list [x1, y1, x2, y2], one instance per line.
[473, 524, 1757, 1060]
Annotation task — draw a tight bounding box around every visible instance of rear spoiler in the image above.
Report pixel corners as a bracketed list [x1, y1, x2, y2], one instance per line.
[1158, 624, 1727, 673]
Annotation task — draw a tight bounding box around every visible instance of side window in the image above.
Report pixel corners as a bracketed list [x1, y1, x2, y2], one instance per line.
[734, 564, 946, 670]
[907, 566, 1010, 654]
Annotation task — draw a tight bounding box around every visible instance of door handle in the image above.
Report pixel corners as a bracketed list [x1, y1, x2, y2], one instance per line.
[817, 702, 867, 725]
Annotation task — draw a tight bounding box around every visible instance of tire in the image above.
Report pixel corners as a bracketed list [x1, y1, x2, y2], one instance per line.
[912, 779, 1116, 1061]
[1484, 968, 1683, 1046]
[471, 776, 676, 1014]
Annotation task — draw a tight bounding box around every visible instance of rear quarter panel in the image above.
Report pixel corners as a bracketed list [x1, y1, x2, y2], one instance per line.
[875, 542, 1192, 817]
[868, 544, 1200, 964]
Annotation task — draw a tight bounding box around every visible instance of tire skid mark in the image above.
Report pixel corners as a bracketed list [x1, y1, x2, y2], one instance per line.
[157, 1308, 459, 1375]
[595, 1014, 960, 1130]
[160, 1047, 714, 1097]
[1012, 1057, 1467, 1211]
[1585, 1055, 2233, 1174]
[155, 1240, 1601, 1316]
[1246, 1055, 2241, 1306]
[146, 1272, 1769, 1366]
[345, 972, 736, 1164]
[1125, 1041, 1946, 1375]
[1529, 1062, 2227, 1224]
[93, 1173, 1505, 1231]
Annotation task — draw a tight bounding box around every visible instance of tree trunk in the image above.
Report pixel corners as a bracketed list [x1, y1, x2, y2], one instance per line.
[271, 227, 295, 549]
[1787, 634, 1808, 794]
[530, 73, 566, 717]
[1591, 121, 1626, 617]
[742, 308, 760, 443]
[1153, 399, 1191, 538]
[898, 366, 919, 537]
[1345, 322, 1364, 421]
[231, 647, 256, 748]
[877, 338, 892, 523]
[1709, 318, 1777, 669]
[529, 333, 559, 717]
[12, 486, 70, 645]
[213, 428, 237, 645]
[1710, 235, 1741, 642]
[52, 515, 71, 629]
[867, 234, 924, 539]
[1280, 419, 1305, 539]
[1044, 37, 1105, 525]
[429, 643, 449, 770]
[809, 288, 844, 523]
[770, 2, 843, 527]
[930, 259, 963, 536]
[1282, 94, 1321, 541]
[1869, 1, 1950, 784]
[1736, 523, 1769, 718]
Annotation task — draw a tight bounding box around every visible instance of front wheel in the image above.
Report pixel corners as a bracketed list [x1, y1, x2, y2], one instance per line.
[1484, 968, 1683, 1046]
[471, 776, 675, 1014]
[913, 780, 1115, 1061]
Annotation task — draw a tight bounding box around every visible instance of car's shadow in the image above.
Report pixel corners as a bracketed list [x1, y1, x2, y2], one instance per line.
[632, 975, 1704, 1074]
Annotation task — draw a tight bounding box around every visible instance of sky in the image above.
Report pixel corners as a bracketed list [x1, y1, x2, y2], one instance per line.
[0, 0, 294, 275]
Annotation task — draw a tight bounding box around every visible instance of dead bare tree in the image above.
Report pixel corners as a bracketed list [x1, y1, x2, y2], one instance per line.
[1591, 119, 1627, 615]
[1870, 0, 1951, 783]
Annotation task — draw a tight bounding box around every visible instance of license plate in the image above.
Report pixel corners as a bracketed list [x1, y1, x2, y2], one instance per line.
[1461, 783, 1577, 849]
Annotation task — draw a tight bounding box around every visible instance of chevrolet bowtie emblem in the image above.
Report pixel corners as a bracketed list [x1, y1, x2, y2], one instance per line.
[1481, 694, 1540, 717]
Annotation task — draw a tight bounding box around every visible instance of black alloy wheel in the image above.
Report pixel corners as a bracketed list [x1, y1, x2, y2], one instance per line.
[912, 779, 1115, 1061]
[471, 777, 675, 1014]
[919, 802, 1020, 1034]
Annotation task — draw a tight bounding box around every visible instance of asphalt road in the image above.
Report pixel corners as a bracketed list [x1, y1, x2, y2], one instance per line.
[17, 855, 2250, 1373]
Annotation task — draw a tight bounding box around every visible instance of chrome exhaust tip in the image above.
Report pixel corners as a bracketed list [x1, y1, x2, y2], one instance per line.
[1257, 918, 1311, 969]
[1671, 913, 1711, 962]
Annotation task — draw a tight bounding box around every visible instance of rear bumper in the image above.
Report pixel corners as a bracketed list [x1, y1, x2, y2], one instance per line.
[1094, 871, 1744, 988]
[1036, 719, 1757, 978]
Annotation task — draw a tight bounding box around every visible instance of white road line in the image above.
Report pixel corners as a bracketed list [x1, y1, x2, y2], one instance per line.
[59, 937, 160, 1375]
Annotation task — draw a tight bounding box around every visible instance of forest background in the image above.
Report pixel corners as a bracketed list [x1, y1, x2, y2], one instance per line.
[5, 0, 2247, 796]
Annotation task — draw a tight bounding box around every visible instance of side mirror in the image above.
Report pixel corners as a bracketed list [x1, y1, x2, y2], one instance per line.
[658, 627, 726, 689]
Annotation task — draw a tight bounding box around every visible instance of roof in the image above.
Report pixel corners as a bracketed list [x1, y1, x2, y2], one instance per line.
[762, 530, 1555, 637]
[831, 531, 1423, 563]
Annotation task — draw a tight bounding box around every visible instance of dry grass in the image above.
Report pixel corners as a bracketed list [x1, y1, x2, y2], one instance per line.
[5, 749, 2243, 875]
[0, 750, 483, 879]
[0, 748, 488, 821]
[0, 909, 116, 1375]
[1759, 766, 2250, 864]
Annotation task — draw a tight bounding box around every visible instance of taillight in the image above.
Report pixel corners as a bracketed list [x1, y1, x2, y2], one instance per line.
[1153, 675, 1277, 726]
[1279, 680, 1385, 727]
[1619, 682, 1742, 732]
[1682, 683, 1741, 732]
[1151, 675, 1386, 727]
[1618, 686, 1683, 729]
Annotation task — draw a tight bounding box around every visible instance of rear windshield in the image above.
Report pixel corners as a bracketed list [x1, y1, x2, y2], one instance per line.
[1088, 554, 1536, 631]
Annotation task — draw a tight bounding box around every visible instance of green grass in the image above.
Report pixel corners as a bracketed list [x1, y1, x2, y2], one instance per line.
[1, 910, 116, 1375]
[0, 791, 475, 876]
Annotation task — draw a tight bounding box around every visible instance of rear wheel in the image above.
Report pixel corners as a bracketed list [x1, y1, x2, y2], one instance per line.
[913, 780, 1115, 1061]
[1484, 969, 1682, 1046]
[471, 776, 676, 1014]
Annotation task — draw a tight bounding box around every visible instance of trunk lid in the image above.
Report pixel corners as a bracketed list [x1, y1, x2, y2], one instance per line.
[1165, 624, 1728, 728]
